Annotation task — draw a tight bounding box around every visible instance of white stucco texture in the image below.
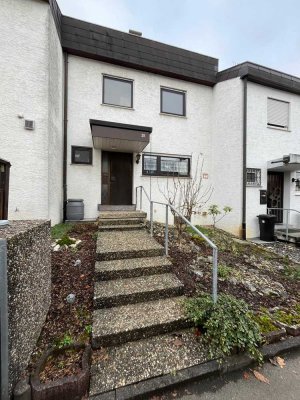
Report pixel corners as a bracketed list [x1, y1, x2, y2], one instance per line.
[0, 0, 63, 224]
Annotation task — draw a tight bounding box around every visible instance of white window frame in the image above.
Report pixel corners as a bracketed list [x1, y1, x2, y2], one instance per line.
[246, 168, 261, 187]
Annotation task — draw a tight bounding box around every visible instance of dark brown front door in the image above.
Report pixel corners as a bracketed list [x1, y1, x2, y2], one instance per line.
[267, 171, 284, 223]
[101, 152, 133, 205]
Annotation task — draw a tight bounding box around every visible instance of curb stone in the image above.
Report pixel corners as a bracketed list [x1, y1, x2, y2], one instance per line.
[89, 336, 300, 400]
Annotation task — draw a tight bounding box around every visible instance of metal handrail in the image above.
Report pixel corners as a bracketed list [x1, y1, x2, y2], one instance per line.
[135, 185, 218, 303]
[267, 207, 300, 241]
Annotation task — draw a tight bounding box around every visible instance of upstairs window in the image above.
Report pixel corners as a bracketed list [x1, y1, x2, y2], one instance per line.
[142, 153, 190, 177]
[161, 87, 186, 116]
[103, 75, 133, 108]
[267, 98, 289, 130]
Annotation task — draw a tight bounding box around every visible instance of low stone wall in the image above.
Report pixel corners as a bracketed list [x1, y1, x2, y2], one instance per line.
[0, 220, 51, 395]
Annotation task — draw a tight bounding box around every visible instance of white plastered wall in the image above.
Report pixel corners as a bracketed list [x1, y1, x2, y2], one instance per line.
[246, 81, 300, 237]
[0, 0, 64, 224]
[67, 55, 213, 222]
[210, 78, 244, 237]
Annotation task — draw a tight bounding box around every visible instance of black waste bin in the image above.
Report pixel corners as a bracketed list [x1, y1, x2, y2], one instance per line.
[257, 214, 276, 241]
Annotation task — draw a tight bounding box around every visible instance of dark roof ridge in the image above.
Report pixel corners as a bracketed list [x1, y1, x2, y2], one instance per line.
[63, 15, 218, 63]
[219, 61, 300, 82]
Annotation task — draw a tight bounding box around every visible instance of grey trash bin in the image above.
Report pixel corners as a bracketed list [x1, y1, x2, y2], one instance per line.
[66, 199, 84, 220]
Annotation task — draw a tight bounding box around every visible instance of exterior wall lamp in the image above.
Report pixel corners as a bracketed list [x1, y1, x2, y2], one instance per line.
[136, 153, 141, 164]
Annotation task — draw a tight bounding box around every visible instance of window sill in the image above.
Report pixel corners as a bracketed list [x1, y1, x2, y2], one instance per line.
[267, 126, 291, 132]
[101, 103, 134, 111]
[159, 112, 187, 119]
[141, 174, 191, 179]
[70, 163, 93, 166]
[246, 185, 262, 188]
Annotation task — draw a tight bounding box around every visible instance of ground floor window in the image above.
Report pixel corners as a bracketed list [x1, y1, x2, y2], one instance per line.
[71, 146, 93, 165]
[142, 153, 191, 177]
[246, 168, 261, 186]
[295, 171, 300, 191]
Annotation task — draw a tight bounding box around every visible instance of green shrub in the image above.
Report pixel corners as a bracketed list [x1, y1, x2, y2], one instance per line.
[56, 235, 76, 246]
[51, 223, 74, 239]
[185, 294, 262, 363]
[218, 264, 233, 279]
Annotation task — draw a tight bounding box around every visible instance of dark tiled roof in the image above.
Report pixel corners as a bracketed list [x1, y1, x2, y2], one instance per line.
[61, 16, 218, 86]
[217, 62, 300, 95]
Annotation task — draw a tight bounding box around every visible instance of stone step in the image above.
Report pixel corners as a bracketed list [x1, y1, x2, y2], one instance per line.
[96, 230, 164, 261]
[98, 217, 145, 226]
[95, 256, 172, 281]
[94, 273, 183, 309]
[98, 205, 136, 212]
[98, 224, 145, 232]
[92, 296, 190, 348]
[89, 328, 207, 397]
[99, 211, 147, 219]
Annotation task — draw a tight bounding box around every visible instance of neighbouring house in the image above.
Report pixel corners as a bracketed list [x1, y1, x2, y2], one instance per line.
[1, 0, 300, 239]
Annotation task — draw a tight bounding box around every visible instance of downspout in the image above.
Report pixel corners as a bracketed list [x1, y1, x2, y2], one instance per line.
[63, 52, 68, 221]
[242, 77, 248, 240]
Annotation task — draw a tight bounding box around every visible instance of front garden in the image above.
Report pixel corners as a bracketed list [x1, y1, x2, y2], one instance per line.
[26, 220, 300, 397]
[152, 222, 300, 362]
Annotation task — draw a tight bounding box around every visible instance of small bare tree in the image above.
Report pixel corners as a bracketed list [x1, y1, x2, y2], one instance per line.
[158, 155, 213, 242]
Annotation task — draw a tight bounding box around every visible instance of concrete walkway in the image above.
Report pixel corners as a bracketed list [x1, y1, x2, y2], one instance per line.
[160, 349, 300, 400]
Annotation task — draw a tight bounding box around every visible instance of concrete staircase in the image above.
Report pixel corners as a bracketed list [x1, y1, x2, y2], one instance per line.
[90, 211, 205, 398]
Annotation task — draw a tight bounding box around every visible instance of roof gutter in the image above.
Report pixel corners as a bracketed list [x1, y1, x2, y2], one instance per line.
[63, 52, 68, 221]
[241, 76, 248, 240]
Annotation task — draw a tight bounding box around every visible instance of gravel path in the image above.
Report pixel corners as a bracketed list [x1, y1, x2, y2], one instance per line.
[258, 240, 300, 264]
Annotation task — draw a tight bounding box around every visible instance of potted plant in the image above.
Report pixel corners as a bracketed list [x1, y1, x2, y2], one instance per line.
[31, 343, 91, 400]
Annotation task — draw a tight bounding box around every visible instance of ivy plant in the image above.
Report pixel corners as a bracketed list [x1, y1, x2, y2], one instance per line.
[185, 294, 263, 363]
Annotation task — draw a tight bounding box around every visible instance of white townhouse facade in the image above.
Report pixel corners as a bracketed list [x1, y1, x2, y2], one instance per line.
[1, 0, 300, 239]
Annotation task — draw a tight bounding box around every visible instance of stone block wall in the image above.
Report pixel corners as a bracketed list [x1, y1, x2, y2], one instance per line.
[0, 220, 51, 394]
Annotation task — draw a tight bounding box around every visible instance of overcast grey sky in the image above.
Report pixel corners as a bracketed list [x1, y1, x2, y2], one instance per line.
[57, 0, 300, 76]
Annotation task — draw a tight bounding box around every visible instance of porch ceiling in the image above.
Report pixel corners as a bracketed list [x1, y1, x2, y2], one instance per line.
[90, 119, 152, 153]
[267, 154, 300, 172]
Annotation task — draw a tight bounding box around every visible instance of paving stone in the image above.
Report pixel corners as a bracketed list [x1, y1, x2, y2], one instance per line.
[98, 224, 144, 232]
[95, 256, 172, 280]
[96, 230, 164, 261]
[90, 329, 208, 396]
[94, 273, 183, 308]
[92, 296, 189, 347]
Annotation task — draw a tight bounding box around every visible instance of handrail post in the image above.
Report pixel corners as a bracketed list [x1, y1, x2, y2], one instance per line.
[165, 205, 169, 256]
[212, 247, 218, 303]
[140, 186, 142, 210]
[135, 187, 138, 208]
[286, 209, 289, 241]
[150, 201, 154, 237]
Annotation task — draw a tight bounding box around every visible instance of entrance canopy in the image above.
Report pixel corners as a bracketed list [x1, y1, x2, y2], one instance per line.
[90, 119, 152, 153]
[267, 154, 300, 172]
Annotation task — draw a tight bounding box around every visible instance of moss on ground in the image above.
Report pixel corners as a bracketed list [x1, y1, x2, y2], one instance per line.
[251, 313, 278, 334]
